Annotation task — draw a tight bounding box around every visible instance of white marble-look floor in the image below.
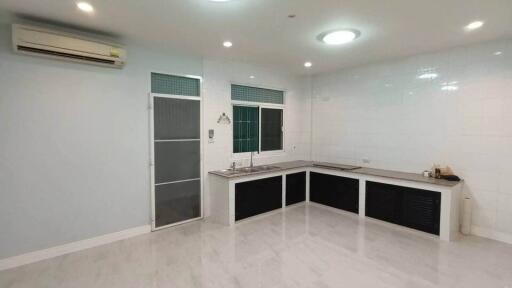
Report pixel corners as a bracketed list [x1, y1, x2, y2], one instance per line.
[1, 204, 512, 288]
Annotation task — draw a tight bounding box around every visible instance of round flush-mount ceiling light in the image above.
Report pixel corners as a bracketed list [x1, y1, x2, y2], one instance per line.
[304, 62, 313, 68]
[223, 41, 233, 48]
[465, 20, 484, 31]
[318, 29, 361, 45]
[77, 2, 94, 13]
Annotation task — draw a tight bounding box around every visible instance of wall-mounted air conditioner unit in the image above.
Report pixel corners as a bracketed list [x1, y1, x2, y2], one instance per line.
[12, 24, 126, 68]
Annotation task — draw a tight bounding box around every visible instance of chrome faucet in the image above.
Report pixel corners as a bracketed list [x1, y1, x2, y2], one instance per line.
[250, 151, 259, 168]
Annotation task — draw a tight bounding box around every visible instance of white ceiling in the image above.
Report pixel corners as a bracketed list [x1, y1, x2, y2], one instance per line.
[1, 0, 511, 75]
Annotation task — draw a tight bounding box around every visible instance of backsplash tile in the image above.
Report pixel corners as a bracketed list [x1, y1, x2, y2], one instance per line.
[312, 39, 512, 242]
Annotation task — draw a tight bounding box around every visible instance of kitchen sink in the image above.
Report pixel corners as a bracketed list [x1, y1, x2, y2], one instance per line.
[243, 165, 280, 172]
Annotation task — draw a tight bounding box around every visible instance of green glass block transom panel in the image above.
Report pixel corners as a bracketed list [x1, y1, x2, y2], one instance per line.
[233, 106, 259, 153]
[231, 85, 284, 104]
[151, 73, 200, 96]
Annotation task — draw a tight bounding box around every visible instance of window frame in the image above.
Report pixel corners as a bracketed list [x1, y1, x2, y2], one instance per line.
[231, 100, 285, 157]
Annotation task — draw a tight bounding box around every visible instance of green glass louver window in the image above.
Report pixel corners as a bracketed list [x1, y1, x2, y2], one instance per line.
[151, 73, 200, 96]
[233, 106, 259, 153]
[231, 85, 284, 104]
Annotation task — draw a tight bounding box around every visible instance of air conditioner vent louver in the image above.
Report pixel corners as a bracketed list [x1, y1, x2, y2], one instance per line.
[12, 24, 126, 68]
[17, 46, 117, 65]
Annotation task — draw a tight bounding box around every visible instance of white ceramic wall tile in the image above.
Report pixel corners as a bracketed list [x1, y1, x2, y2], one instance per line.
[311, 39, 512, 243]
[202, 59, 311, 217]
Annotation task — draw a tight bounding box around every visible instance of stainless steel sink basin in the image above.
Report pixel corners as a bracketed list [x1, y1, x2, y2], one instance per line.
[218, 169, 242, 176]
[246, 165, 280, 172]
[219, 165, 280, 175]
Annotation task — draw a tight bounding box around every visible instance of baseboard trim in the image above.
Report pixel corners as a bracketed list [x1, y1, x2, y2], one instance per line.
[0, 225, 151, 271]
[471, 225, 512, 245]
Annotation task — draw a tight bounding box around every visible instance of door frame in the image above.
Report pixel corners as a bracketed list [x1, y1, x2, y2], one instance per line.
[148, 73, 204, 231]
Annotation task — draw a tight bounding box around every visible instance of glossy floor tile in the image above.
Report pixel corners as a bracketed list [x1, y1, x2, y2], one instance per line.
[1, 204, 512, 288]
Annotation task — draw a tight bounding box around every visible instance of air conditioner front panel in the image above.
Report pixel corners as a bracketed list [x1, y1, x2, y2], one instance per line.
[12, 24, 126, 68]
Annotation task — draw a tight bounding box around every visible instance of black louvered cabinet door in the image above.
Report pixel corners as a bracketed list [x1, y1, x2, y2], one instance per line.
[401, 188, 441, 235]
[286, 172, 306, 206]
[310, 172, 359, 214]
[235, 176, 283, 221]
[365, 181, 441, 235]
[365, 182, 401, 224]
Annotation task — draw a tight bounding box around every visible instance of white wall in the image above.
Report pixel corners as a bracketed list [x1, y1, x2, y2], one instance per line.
[3, 17, 510, 261]
[0, 22, 312, 259]
[0, 23, 203, 259]
[311, 39, 512, 243]
[202, 59, 311, 216]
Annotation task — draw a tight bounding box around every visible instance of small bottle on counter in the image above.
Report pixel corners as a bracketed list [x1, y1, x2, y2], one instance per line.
[434, 168, 441, 179]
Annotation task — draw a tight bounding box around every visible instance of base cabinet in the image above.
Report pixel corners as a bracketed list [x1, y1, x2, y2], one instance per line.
[310, 172, 359, 213]
[235, 176, 283, 221]
[366, 181, 441, 235]
[286, 172, 306, 206]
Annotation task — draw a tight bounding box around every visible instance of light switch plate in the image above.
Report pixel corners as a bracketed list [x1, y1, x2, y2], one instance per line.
[208, 129, 214, 143]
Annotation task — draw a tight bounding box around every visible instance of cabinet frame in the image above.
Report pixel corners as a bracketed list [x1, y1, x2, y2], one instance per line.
[209, 166, 462, 241]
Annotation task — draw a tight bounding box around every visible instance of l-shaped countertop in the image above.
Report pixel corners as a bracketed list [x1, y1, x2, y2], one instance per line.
[209, 160, 462, 187]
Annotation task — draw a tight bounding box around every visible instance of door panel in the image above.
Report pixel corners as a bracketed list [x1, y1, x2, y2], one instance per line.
[153, 92, 201, 229]
[154, 97, 200, 140]
[286, 172, 306, 206]
[366, 181, 441, 235]
[235, 176, 282, 221]
[310, 172, 359, 213]
[155, 180, 201, 227]
[154, 141, 200, 183]
[365, 182, 400, 224]
[401, 188, 441, 235]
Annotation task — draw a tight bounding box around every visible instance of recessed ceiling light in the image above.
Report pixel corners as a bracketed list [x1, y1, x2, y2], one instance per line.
[209, 0, 232, 2]
[223, 41, 233, 48]
[76, 2, 94, 13]
[465, 21, 484, 31]
[249, 75, 255, 79]
[318, 29, 360, 45]
[494, 51, 503, 56]
[417, 73, 438, 80]
[441, 85, 459, 91]
[304, 62, 312, 68]
[441, 81, 459, 91]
